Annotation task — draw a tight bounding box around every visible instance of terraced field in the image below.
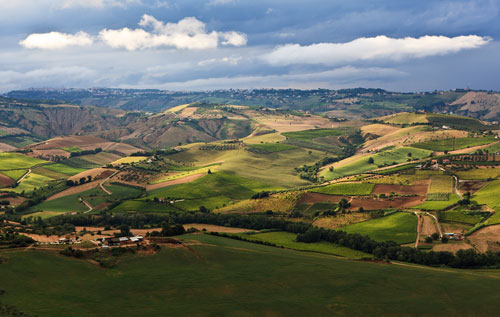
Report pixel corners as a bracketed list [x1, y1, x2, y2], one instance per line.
[0, 152, 47, 170]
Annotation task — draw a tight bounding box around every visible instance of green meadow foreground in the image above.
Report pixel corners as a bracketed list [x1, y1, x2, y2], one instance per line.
[2, 234, 500, 316]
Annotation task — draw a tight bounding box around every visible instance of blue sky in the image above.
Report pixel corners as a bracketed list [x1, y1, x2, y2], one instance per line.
[0, 0, 498, 92]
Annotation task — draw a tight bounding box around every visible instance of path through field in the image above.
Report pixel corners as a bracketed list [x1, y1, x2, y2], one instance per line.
[80, 198, 93, 213]
[99, 170, 120, 195]
[426, 212, 442, 238]
[17, 169, 31, 184]
[453, 175, 463, 199]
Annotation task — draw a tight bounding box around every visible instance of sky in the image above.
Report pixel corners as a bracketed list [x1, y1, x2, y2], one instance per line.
[0, 0, 499, 92]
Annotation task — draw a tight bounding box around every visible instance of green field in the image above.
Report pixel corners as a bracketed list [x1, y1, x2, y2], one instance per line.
[60, 157, 100, 169]
[7, 173, 53, 194]
[81, 152, 122, 165]
[341, 212, 417, 244]
[44, 163, 87, 176]
[473, 180, 500, 224]
[169, 146, 324, 187]
[0, 169, 27, 181]
[412, 136, 496, 152]
[310, 182, 374, 196]
[145, 171, 276, 211]
[282, 128, 343, 141]
[322, 147, 431, 180]
[232, 231, 372, 259]
[456, 168, 500, 180]
[413, 194, 461, 210]
[111, 200, 178, 214]
[2, 234, 500, 316]
[0, 152, 47, 170]
[440, 209, 485, 225]
[29, 184, 143, 214]
[62, 146, 82, 152]
[247, 142, 297, 153]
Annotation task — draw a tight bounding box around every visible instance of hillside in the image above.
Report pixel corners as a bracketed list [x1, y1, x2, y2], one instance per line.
[11, 88, 500, 120]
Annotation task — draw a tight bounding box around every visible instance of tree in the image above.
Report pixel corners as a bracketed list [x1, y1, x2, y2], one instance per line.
[120, 224, 131, 236]
[339, 198, 351, 209]
[207, 169, 212, 174]
[407, 152, 412, 157]
[425, 236, 433, 244]
[431, 233, 440, 241]
[66, 180, 75, 186]
[441, 236, 449, 244]
[329, 166, 334, 172]
[87, 175, 92, 183]
[368, 157, 374, 164]
[79, 177, 86, 185]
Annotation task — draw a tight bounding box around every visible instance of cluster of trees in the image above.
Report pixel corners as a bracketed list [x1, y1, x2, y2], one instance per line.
[295, 226, 500, 268]
[199, 144, 237, 151]
[295, 157, 338, 182]
[130, 149, 179, 157]
[0, 233, 34, 248]
[251, 191, 270, 199]
[66, 176, 93, 187]
[69, 147, 102, 158]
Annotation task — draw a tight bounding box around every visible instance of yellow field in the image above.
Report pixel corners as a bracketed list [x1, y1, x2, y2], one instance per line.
[382, 112, 428, 124]
[111, 156, 148, 165]
[243, 132, 286, 144]
[165, 104, 191, 113]
[151, 165, 220, 184]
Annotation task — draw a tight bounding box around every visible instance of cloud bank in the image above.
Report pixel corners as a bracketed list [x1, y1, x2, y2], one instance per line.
[263, 35, 491, 65]
[19, 31, 93, 50]
[19, 15, 247, 51]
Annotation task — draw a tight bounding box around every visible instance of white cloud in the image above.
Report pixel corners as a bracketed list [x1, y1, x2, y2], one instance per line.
[60, 0, 142, 9]
[263, 35, 491, 66]
[99, 15, 246, 50]
[19, 32, 93, 50]
[208, 0, 236, 6]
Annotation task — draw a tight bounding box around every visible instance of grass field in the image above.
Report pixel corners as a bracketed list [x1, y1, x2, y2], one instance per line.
[169, 146, 324, 187]
[112, 156, 148, 165]
[440, 210, 485, 225]
[0, 169, 27, 181]
[232, 231, 372, 259]
[456, 168, 500, 180]
[151, 165, 219, 184]
[111, 200, 179, 214]
[473, 180, 500, 223]
[29, 184, 143, 214]
[62, 146, 82, 152]
[413, 194, 460, 210]
[3, 234, 500, 316]
[61, 157, 100, 169]
[0, 152, 47, 170]
[247, 143, 297, 153]
[242, 132, 285, 144]
[44, 163, 87, 176]
[322, 147, 431, 180]
[146, 171, 277, 211]
[282, 128, 343, 141]
[412, 136, 496, 151]
[383, 112, 428, 124]
[32, 166, 69, 179]
[310, 182, 374, 196]
[341, 212, 417, 244]
[22, 211, 67, 219]
[428, 175, 453, 194]
[7, 173, 53, 193]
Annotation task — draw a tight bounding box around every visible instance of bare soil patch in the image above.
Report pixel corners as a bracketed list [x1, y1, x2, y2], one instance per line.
[298, 192, 344, 204]
[82, 142, 140, 155]
[0, 142, 17, 152]
[183, 223, 256, 233]
[468, 225, 500, 253]
[349, 195, 425, 210]
[421, 215, 438, 236]
[33, 136, 107, 150]
[0, 173, 14, 187]
[46, 181, 101, 201]
[146, 173, 205, 191]
[432, 243, 473, 253]
[69, 168, 116, 182]
[372, 184, 427, 196]
[28, 149, 70, 159]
